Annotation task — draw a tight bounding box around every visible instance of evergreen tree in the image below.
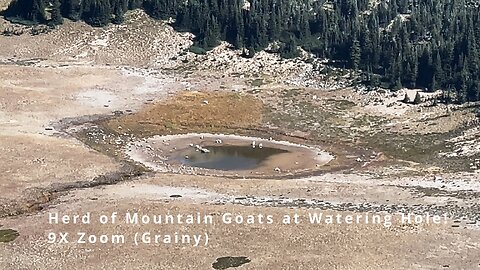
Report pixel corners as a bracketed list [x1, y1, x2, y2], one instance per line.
[350, 37, 361, 70]
[413, 92, 422, 104]
[6, 0, 46, 23]
[79, 0, 112, 26]
[112, 0, 127, 24]
[280, 34, 299, 59]
[60, 0, 82, 21]
[50, 0, 63, 25]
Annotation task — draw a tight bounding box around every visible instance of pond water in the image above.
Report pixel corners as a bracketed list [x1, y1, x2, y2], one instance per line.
[175, 145, 289, 171]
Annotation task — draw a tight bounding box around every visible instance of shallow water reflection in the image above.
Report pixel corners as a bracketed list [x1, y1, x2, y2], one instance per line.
[175, 145, 288, 170]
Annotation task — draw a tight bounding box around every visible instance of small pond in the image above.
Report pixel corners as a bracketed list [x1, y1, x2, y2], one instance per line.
[175, 145, 289, 171]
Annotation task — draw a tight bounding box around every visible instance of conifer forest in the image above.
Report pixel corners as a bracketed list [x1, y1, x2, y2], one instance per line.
[5, 0, 480, 101]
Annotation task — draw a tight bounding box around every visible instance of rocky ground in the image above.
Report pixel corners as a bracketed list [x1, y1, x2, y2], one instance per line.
[0, 9, 479, 270]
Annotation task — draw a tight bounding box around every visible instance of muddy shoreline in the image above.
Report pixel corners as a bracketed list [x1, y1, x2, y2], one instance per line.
[126, 133, 335, 177]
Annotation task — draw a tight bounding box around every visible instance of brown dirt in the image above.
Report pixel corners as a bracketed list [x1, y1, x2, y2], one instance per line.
[0, 10, 192, 67]
[0, 175, 479, 270]
[0, 135, 118, 200]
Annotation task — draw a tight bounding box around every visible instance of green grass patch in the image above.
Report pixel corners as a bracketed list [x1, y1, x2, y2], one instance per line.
[0, 229, 19, 243]
[188, 46, 207, 55]
[250, 78, 265, 87]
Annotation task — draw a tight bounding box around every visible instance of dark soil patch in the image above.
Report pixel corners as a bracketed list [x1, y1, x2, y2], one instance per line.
[0, 229, 19, 243]
[212, 256, 251, 269]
